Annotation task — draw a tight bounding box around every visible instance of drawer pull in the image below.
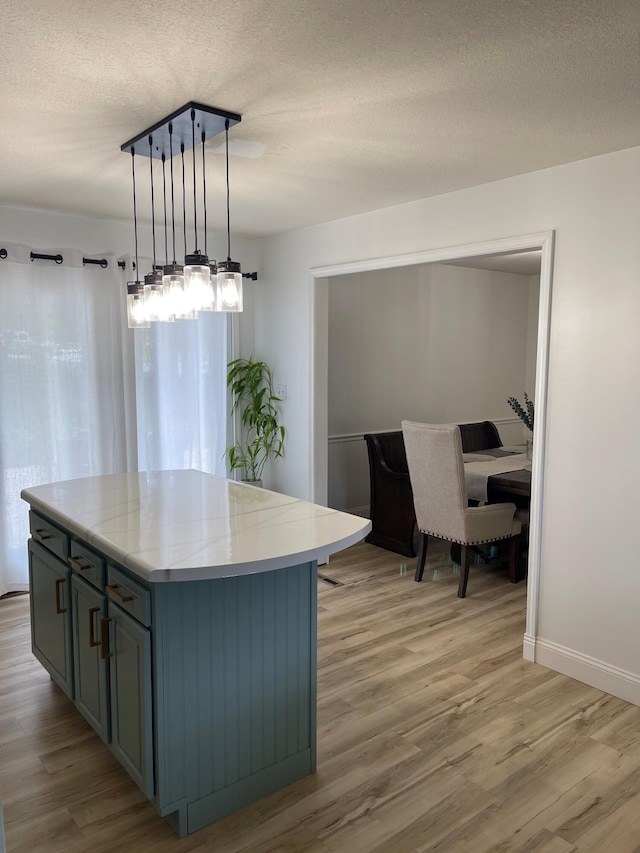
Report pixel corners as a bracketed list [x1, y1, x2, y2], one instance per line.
[106, 584, 133, 603]
[88, 607, 101, 647]
[54, 578, 67, 614]
[69, 556, 92, 571]
[100, 617, 112, 659]
[33, 528, 52, 542]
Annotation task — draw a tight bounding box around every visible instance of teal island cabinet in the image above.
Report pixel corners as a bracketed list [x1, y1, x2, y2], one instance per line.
[22, 470, 370, 838]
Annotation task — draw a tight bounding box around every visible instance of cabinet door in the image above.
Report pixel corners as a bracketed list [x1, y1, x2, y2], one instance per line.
[105, 602, 154, 798]
[71, 574, 109, 742]
[28, 539, 73, 699]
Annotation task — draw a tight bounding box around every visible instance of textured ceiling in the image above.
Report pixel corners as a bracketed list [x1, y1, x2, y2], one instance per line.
[1, 0, 639, 238]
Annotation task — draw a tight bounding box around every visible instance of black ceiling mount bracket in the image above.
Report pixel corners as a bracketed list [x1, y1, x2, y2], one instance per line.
[120, 102, 242, 160]
[242, 272, 258, 281]
[0, 248, 7, 259]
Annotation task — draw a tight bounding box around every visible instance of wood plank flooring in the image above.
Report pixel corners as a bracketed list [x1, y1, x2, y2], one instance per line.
[2, 541, 640, 852]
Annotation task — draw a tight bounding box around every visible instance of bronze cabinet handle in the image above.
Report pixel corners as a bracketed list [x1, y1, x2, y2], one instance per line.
[69, 556, 92, 571]
[105, 584, 133, 603]
[33, 528, 52, 541]
[54, 578, 67, 614]
[88, 607, 101, 647]
[100, 617, 113, 659]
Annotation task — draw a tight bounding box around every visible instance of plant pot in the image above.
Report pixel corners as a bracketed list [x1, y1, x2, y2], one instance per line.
[241, 479, 262, 488]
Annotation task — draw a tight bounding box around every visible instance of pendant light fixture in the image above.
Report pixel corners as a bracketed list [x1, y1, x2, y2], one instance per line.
[171, 143, 195, 319]
[199, 130, 216, 311]
[162, 122, 186, 320]
[126, 148, 150, 328]
[182, 110, 214, 315]
[121, 102, 251, 327]
[216, 119, 243, 313]
[143, 135, 170, 323]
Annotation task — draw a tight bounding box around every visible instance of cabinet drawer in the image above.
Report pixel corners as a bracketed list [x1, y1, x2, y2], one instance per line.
[68, 540, 105, 590]
[106, 565, 151, 627]
[29, 511, 70, 561]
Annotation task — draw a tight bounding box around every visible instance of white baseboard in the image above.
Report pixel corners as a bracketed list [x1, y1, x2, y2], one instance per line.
[522, 633, 536, 662]
[530, 637, 640, 706]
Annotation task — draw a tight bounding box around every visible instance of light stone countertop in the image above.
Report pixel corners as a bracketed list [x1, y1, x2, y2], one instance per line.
[21, 470, 371, 583]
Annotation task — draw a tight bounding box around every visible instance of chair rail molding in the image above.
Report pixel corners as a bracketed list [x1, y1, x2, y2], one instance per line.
[328, 417, 522, 445]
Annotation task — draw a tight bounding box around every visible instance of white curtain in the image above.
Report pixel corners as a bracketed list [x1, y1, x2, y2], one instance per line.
[0, 247, 231, 595]
[0, 245, 129, 595]
[135, 309, 229, 475]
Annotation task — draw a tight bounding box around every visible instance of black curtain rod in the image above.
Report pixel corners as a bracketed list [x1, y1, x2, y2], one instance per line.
[23, 251, 132, 270]
[242, 272, 258, 281]
[30, 251, 63, 264]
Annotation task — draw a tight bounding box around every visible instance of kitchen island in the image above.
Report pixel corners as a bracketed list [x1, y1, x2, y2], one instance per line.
[21, 470, 370, 838]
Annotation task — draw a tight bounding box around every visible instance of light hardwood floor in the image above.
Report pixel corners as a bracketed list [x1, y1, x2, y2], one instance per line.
[2, 541, 640, 852]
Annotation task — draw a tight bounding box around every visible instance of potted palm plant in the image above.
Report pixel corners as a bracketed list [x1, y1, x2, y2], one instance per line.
[225, 357, 286, 485]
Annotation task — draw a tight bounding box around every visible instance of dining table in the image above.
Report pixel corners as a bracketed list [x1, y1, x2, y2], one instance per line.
[463, 445, 532, 503]
[462, 445, 532, 581]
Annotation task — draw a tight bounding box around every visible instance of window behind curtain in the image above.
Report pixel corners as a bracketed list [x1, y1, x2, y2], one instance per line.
[134, 310, 229, 475]
[0, 250, 230, 595]
[0, 249, 128, 595]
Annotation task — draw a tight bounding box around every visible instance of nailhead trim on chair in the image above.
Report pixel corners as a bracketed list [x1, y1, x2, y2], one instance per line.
[418, 528, 514, 546]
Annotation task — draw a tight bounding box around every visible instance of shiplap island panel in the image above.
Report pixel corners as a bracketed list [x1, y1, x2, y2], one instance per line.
[22, 471, 371, 838]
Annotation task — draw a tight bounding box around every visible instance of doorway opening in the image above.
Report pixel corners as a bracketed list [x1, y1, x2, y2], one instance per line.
[310, 232, 555, 658]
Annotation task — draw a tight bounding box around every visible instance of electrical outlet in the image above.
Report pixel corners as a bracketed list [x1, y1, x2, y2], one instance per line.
[276, 384, 287, 401]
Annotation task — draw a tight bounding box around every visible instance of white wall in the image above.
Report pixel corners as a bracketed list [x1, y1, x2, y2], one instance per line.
[255, 145, 640, 701]
[327, 263, 536, 512]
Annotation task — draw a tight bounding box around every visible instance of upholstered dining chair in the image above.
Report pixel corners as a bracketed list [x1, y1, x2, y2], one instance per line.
[401, 421, 522, 598]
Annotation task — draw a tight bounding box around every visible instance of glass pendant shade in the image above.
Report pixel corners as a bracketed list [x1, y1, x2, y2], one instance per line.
[144, 271, 172, 323]
[197, 261, 218, 312]
[216, 260, 243, 312]
[126, 281, 149, 328]
[162, 263, 185, 319]
[183, 252, 210, 317]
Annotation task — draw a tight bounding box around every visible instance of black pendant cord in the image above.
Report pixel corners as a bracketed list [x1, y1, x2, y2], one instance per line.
[225, 119, 231, 262]
[162, 154, 168, 266]
[191, 110, 198, 252]
[131, 148, 140, 282]
[201, 130, 208, 258]
[181, 144, 187, 258]
[148, 136, 157, 272]
[169, 124, 177, 265]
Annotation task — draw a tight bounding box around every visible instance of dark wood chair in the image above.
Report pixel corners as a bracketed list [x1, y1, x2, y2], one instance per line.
[364, 431, 416, 556]
[363, 421, 502, 557]
[458, 420, 502, 453]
